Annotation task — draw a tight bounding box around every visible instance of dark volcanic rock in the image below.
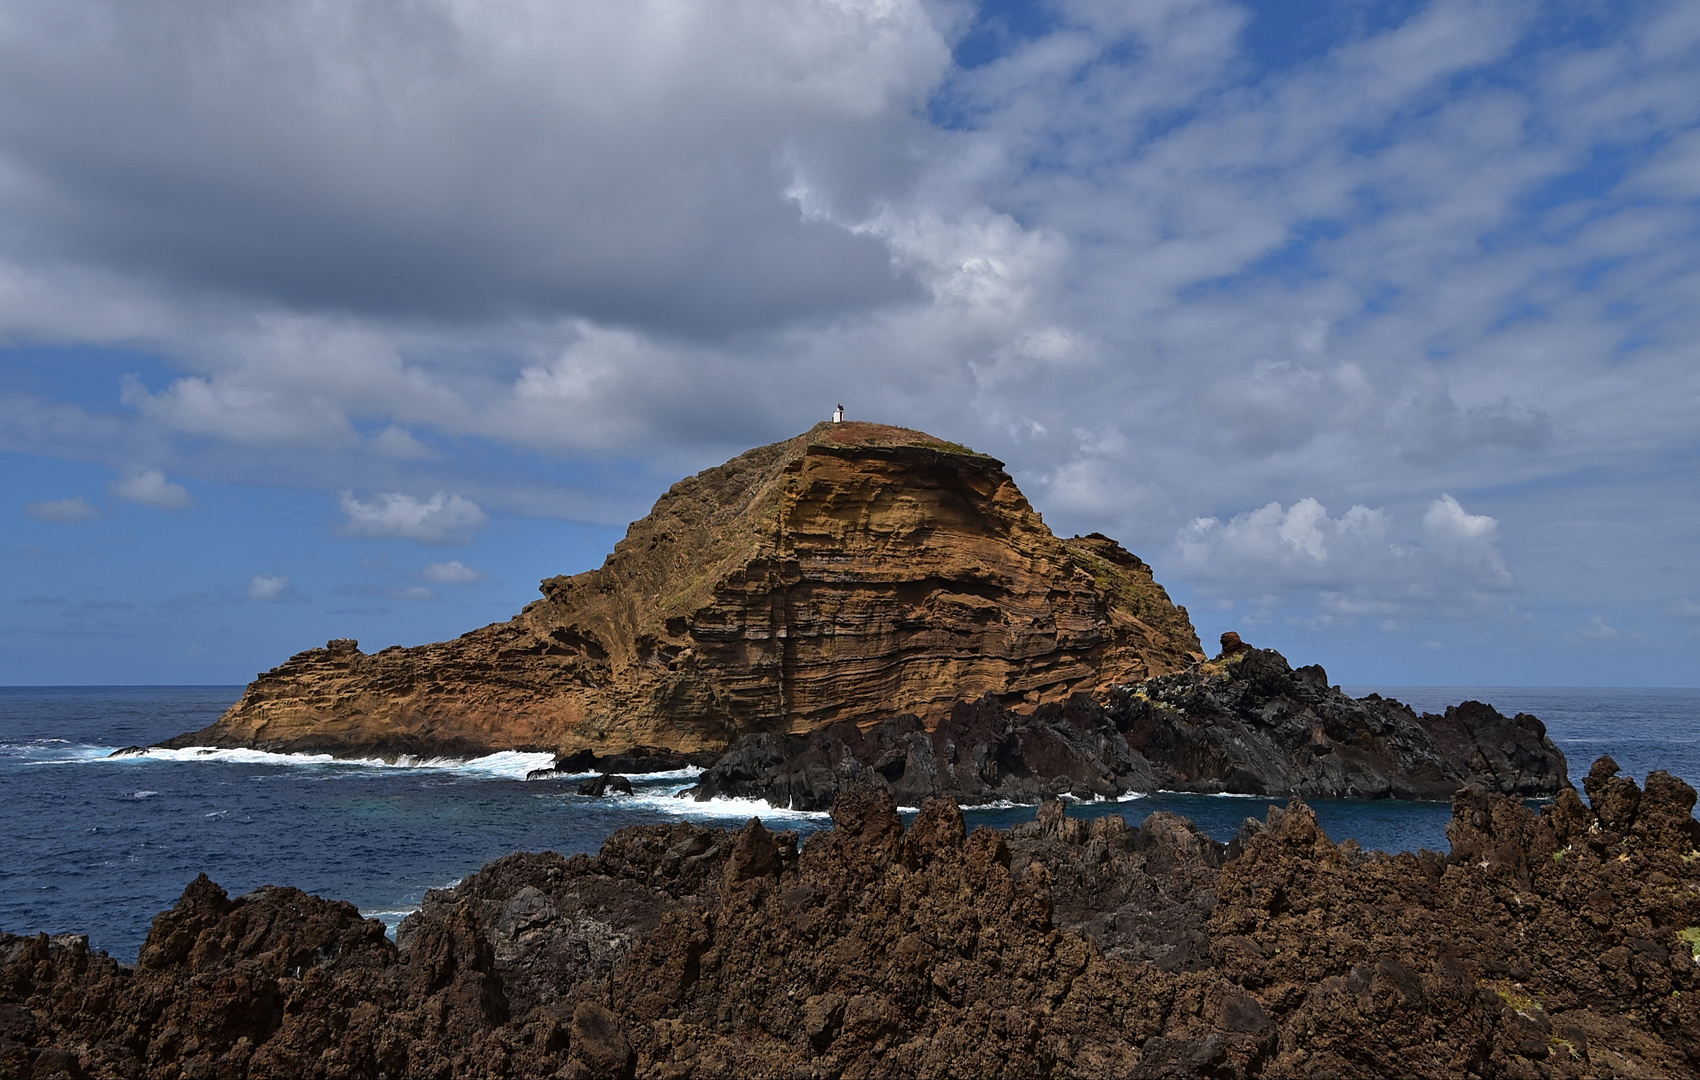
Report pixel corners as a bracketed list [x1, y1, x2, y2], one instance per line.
[527, 747, 717, 782]
[687, 645, 1571, 807]
[1121, 645, 1570, 799]
[685, 695, 1157, 808]
[576, 773, 634, 797]
[6, 760, 1696, 1079]
[1006, 799, 1226, 971]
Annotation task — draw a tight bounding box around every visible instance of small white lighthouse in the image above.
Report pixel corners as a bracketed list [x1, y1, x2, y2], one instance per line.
[832, 404, 844, 423]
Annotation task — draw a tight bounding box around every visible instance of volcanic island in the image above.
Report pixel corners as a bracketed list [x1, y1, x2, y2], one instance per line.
[6, 422, 1699, 1079]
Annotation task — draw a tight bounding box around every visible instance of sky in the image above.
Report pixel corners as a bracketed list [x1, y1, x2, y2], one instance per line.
[1, 0, 1697, 688]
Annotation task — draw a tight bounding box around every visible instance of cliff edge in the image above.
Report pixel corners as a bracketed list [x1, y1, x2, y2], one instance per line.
[168, 422, 1204, 758]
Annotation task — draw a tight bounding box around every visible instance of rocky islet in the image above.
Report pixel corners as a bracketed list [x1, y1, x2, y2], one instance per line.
[163, 422, 1205, 762]
[154, 424, 1568, 813]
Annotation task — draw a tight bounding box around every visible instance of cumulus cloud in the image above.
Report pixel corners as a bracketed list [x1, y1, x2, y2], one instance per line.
[1175, 494, 1514, 622]
[0, 0, 1697, 665]
[108, 466, 194, 509]
[247, 573, 290, 601]
[25, 497, 100, 523]
[422, 560, 487, 584]
[1177, 499, 1401, 587]
[1421, 494, 1512, 586]
[339, 491, 487, 545]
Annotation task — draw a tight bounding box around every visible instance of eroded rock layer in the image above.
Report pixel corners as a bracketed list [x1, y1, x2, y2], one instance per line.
[5, 760, 1698, 1079]
[168, 423, 1203, 758]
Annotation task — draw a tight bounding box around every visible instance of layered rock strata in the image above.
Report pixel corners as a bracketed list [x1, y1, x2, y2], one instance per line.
[166, 422, 1202, 758]
[5, 759, 1698, 1079]
[684, 643, 1571, 807]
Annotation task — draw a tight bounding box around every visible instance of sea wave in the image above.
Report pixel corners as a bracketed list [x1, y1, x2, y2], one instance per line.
[1156, 788, 1275, 799]
[523, 765, 705, 783]
[36, 744, 559, 781]
[613, 788, 832, 823]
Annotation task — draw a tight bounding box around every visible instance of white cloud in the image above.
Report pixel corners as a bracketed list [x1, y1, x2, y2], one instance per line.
[108, 466, 194, 509]
[339, 491, 487, 545]
[422, 560, 487, 584]
[1668, 598, 1700, 620]
[0, 0, 948, 334]
[25, 497, 100, 523]
[1564, 614, 1643, 643]
[0, 1, 1697, 672]
[1174, 494, 1514, 623]
[390, 585, 437, 602]
[370, 426, 434, 460]
[1177, 498, 1400, 586]
[247, 573, 289, 601]
[1421, 494, 1512, 587]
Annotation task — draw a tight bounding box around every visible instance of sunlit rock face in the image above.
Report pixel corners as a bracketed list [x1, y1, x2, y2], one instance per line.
[169, 422, 1203, 758]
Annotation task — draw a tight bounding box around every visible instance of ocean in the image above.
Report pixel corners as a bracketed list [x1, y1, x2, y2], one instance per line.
[3, 684, 1696, 963]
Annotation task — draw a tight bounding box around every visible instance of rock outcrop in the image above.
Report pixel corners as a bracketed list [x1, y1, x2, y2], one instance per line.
[165, 422, 1202, 759]
[684, 643, 1572, 807]
[5, 760, 1697, 1079]
[1121, 643, 1569, 798]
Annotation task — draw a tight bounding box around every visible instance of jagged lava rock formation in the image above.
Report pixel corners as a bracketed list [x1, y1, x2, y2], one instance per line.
[686, 641, 1570, 808]
[6, 760, 1698, 1078]
[166, 422, 1203, 759]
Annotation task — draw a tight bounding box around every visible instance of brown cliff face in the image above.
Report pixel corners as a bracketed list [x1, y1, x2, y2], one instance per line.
[171, 422, 1202, 757]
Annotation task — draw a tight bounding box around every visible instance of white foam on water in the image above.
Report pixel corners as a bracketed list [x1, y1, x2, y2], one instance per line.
[1157, 789, 1273, 799]
[522, 765, 705, 783]
[628, 766, 705, 782]
[53, 744, 557, 780]
[617, 788, 830, 823]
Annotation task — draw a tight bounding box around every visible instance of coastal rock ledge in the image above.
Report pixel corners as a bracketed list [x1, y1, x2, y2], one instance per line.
[6, 759, 1699, 1079]
[165, 422, 1204, 759]
[685, 639, 1570, 807]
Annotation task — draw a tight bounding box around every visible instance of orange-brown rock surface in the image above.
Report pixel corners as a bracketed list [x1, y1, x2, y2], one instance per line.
[168, 422, 1203, 758]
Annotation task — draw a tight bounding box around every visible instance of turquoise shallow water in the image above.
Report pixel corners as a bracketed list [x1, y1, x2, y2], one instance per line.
[3, 685, 1695, 962]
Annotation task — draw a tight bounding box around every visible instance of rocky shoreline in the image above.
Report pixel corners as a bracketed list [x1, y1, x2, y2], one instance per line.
[680, 640, 1568, 809]
[6, 757, 1698, 1079]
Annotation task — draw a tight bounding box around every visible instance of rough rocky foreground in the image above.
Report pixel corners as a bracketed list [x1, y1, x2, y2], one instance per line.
[166, 422, 1202, 760]
[685, 641, 1570, 807]
[6, 759, 1698, 1079]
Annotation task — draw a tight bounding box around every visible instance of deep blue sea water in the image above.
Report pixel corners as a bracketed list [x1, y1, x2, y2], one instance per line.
[3, 684, 1696, 962]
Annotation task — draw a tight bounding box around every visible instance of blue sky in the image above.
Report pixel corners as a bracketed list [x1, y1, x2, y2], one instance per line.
[2, 0, 1697, 686]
